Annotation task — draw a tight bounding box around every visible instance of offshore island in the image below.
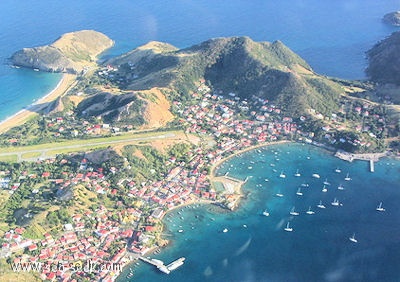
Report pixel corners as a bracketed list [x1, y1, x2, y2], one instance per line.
[0, 29, 399, 281]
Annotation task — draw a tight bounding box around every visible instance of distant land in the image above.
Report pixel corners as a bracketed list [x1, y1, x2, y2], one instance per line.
[383, 11, 400, 26]
[367, 31, 400, 85]
[11, 30, 114, 73]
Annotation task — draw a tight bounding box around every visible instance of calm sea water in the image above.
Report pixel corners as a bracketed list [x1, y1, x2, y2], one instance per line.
[124, 143, 400, 282]
[0, 0, 400, 121]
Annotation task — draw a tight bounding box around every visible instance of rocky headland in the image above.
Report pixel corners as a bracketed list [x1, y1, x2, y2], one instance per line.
[10, 30, 114, 73]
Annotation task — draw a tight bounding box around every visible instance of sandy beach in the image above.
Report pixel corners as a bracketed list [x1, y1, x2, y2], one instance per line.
[209, 140, 290, 178]
[0, 73, 77, 134]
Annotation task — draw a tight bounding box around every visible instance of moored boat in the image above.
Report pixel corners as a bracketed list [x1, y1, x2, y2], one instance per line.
[317, 200, 326, 209]
[312, 173, 320, 178]
[284, 222, 293, 232]
[290, 206, 299, 216]
[349, 233, 358, 243]
[376, 202, 385, 212]
[306, 206, 315, 214]
[331, 198, 339, 206]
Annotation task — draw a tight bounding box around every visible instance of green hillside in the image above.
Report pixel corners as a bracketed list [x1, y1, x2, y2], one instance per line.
[366, 31, 400, 85]
[106, 36, 344, 117]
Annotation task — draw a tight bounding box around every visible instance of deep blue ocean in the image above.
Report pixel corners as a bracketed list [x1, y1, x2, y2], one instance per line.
[1, 1, 400, 281]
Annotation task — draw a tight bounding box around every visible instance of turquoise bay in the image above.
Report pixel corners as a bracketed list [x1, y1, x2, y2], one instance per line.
[124, 143, 400, 282]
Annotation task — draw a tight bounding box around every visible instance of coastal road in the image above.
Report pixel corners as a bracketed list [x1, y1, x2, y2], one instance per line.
[0, 132, 177, 162]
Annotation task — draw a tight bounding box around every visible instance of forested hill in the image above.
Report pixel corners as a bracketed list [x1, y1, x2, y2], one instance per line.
[366, 31, 400, 85]
[106, 36, 344, 117]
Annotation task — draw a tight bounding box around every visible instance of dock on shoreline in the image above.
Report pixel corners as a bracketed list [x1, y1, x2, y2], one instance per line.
[334, 150, 387, 162]
[334, 150, 387, 173]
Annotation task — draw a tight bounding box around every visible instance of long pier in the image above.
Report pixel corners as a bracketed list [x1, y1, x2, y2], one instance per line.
[139, 256, 170, 274]
[334, 150, 386, 162]
[139, 256, 185, 274]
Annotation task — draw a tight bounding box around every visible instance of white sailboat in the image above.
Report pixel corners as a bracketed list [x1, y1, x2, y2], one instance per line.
[284, 222, 293, 232]
[317, 200, 326, 209]
[275, 191, 284, 197]
[331, 198, 339, 206]
[376, 202, 385, 212]
[262, 209, 270, 216]
[279, 171, 286, 178]
[323, 178, 330, 185]
[294, 169, 301, 177]
[337, 184, 344, 190]
[290, 206, 299, 216]
[306, 206, 315, 215]
[344, 173, 352, 181]
[296, 187, 303, 196]
[322, 185, 328, 193]
[335, 167, 341, 173]
[312, 173, 320, 178]
[349, 233, 358, 243]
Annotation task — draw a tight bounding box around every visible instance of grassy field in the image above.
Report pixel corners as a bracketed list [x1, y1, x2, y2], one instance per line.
[0, 155, 17, 162]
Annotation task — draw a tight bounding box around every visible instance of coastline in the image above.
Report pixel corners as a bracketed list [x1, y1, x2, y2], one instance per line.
[208, 140, 290, 210]
[209, 140, 290, 178]
[0, 73, 77, 134]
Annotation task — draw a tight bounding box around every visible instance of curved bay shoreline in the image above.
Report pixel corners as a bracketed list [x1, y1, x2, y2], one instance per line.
[0, 73, 76, 134]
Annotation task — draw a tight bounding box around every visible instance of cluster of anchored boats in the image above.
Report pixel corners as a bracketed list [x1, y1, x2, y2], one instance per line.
[263, 167, 386, 243]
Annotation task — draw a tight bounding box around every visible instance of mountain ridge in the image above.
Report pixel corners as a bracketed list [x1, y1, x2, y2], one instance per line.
[105, 36, 343, 117]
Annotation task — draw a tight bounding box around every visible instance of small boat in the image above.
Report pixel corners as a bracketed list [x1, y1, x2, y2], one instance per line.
[349, 233, 358, 243]
[248, 166, 253, 170]
[178, 229, 184, 233]
[322, 185, 328, 193]
[222, 228, 228, 233]
[344, 173, 352, 181]
[331, 198, 339, 206]
[294, 169, 301, 177]
[275, 193, 284, 197]
[317, 200, 326, 209]
[290, 206, 299, 216]
[306, 206, 315, 215]
[301, 183, 309, 187]
[337, 184, 344, 190]
[262, 209, 270, 216]
[376, 202, 385, 212]
[279, 171, 286, 178]
[312, 173, 320, 178]
[33, 68, 39, 71]
[284, 222, 293, 232]
[323, 178, 330, 185]
[335, 167, 341, 173]
[296, 188, 303, 196]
